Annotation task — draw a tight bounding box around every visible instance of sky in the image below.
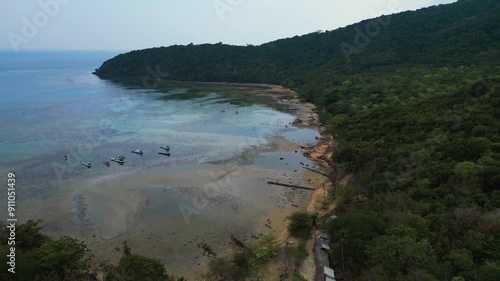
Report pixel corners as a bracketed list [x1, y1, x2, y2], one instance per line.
[0, 0, 457, 52]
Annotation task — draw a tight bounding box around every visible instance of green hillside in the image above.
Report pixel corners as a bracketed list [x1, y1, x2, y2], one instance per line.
[328, 77, 500, 280]
[95, 0, 499, 83]
[94, 0, 499, 118]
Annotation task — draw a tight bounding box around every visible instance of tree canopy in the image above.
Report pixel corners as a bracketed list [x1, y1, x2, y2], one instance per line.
[58, 0, 500, 279]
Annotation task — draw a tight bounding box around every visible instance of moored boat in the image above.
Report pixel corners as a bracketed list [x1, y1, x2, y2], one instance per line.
[131, 149, 143, 155]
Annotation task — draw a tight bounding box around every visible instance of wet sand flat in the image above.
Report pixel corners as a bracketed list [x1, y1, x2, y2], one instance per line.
[76, 135, 319, 276]
[2, 81, 323, 278]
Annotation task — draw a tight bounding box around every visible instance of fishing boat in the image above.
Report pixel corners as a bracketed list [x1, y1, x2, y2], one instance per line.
[158, 152, 171, 157]
[111, 158, 125, 165]
[82, 162, 91, 168]
[131, 149, 143, 155]
[117, 155, 126, 161]
[160, 146, 170, 151]
[103, 161, 110, 167]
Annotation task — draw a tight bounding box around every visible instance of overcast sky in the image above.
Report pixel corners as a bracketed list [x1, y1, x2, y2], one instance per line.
[0, 0, 457, 52]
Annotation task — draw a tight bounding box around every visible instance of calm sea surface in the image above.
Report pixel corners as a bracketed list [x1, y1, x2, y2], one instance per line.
[0, 51, 317, 179]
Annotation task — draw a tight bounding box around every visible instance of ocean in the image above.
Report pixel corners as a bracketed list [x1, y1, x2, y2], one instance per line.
[0, 50, 320, 274]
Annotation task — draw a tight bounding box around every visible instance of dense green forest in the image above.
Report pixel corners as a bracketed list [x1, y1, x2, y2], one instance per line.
[328, 78, 500, 280]
[95, 0, 499, 88]
[94, 0, 500, 280]
[4, 0, 498, 280]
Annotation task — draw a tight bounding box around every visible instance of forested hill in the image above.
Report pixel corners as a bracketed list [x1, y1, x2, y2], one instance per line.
[92, 1, 500, 279]
[94, 0, 499, 87]
[327, 77, 500, 281]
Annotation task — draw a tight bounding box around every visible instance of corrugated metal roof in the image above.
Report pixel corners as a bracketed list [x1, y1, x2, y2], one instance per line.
[324, 266, 335, 278]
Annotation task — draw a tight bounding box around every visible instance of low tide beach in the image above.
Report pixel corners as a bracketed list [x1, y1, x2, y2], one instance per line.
[70, 85, 327, 277]
[0, 53, 328, 278]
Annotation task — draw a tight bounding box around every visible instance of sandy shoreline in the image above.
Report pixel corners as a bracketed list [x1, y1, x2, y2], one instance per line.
[73, 83, 323, 279]
[18, 82, 328, 279]
[222, 84, 337, 280]
[246, 83, 340, 280]
[253, 128, 336, 281]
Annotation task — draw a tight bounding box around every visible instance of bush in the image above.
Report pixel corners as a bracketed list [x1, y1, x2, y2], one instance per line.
[287, 212, 317, 240]
[250, 234, 282, 264]
[107, 255, 175, 281]
[291, 273, 308, 281]
[0, 220, 91, 281]
[205, 235, 282, 280]
[205, 257, 242, 281]
[287, 240, 309, 267]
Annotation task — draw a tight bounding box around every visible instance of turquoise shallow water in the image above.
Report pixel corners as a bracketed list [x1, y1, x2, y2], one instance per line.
[0, 51, 317, 190]
[0, 51, 318, 212]
[0, 51, 321, 272]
